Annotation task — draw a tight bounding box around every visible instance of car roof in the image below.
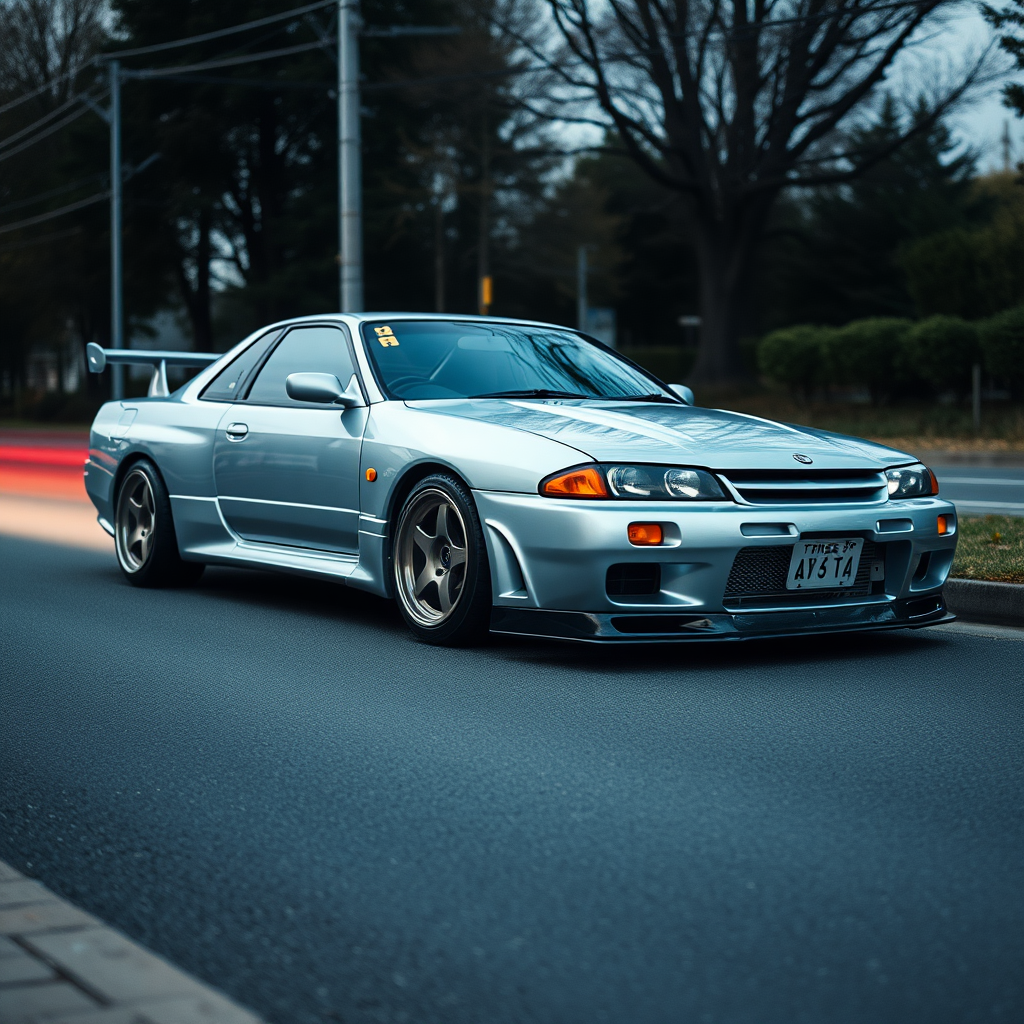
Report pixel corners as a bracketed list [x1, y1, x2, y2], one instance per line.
[269, 312, 577, 332]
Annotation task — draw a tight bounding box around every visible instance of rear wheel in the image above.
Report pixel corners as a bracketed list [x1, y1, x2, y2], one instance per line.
[114, 460, 204, 588]
[392, 474, 491, 646]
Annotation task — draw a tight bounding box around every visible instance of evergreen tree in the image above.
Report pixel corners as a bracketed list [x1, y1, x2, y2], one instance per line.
[760, 97, 976, 330]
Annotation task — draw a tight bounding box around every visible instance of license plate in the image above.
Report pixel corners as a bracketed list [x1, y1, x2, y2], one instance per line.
[786, 538, 864, 590]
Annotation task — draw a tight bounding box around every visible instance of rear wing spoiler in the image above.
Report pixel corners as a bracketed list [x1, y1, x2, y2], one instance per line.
[86, 342, 221, 397]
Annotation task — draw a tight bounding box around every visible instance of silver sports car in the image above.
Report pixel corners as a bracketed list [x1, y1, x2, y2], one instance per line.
[84, 313, 957, 645]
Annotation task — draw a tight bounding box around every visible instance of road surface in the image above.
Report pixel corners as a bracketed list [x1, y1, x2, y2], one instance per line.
[1, 534, 1021, 1024]
[931, 462, 1024, 516]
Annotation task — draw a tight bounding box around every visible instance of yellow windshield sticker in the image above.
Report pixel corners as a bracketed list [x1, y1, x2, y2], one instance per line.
[374, 325, 399, 347]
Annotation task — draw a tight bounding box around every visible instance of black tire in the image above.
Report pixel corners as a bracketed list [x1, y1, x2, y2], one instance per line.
[114, 459, 205, 588]
[392, 473, 491, 646]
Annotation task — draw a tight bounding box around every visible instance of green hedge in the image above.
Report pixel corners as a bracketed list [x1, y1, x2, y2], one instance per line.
[979, 306, 1024, 396]
[830, 318, 913, 403]
[758, 315, 988, 400]
[756, 325, 834, 401]
[905, 315, 979, 396]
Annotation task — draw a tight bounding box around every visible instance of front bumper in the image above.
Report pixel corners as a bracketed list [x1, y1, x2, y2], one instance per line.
[491, 595, 953, 643]
[475, 491, 958, 642]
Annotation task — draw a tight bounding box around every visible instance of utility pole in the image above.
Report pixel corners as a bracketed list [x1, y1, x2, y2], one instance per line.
[576, 245, 588, 332]
[477, 112, 491, 316]
[338, 0, 363, 312]
[335, 13, 459, 312]
[109, 60, 124, 400]
[1003, 120, 1012, 173]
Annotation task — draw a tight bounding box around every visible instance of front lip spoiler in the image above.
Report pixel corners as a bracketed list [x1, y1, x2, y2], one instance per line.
[490, 595, 953, 644]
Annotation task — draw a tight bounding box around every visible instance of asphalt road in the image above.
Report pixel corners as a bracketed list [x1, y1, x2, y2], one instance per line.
[931, 463, 1024, 516]
[1, 537, 1022, 1024]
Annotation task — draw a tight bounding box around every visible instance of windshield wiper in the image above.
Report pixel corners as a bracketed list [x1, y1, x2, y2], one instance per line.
[602, 393, 679, 403]
[470, 388, 593, 400]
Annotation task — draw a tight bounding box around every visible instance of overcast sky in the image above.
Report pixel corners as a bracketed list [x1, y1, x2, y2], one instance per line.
[944, 5, 1020, 170]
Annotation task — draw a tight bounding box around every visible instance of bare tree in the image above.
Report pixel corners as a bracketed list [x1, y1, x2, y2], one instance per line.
[512, 0, 990, 383]
[0, 0, 105, 103]
[985, 0, 1024, 118]
[0, 0, 108, 394]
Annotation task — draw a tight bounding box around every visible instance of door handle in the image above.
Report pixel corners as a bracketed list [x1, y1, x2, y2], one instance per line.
[225, 422, 249, 441]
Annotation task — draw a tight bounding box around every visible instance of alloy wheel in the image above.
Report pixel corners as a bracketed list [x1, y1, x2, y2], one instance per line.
[395, 488, 469, 627]
[116, 468, 156, 573]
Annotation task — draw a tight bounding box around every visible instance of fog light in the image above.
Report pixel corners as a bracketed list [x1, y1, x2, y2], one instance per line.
[628, 523, 663, 546]
[937, 514, 951, 535]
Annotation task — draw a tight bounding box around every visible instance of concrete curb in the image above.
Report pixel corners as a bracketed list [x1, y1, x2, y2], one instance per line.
[0, 860, 265, 1024]
[944, 578, 1024, 627]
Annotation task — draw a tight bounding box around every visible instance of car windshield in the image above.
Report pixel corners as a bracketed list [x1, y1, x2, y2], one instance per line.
[360, 320, 675, 401]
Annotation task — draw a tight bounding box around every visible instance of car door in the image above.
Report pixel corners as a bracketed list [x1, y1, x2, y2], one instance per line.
[212, 323, 367, 553]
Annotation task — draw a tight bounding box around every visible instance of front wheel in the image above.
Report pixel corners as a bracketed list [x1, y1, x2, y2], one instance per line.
[392, 474, 491, 646]
[114, 459, 204, 588]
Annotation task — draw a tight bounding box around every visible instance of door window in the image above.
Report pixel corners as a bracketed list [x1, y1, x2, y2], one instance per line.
[246, 326, 357, 406]
[200, 330, 280, 402]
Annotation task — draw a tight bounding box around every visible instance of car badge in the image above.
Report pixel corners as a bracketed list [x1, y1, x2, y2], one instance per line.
[793, 454, 813, 464]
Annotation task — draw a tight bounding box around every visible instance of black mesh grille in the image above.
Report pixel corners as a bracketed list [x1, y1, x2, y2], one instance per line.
[723, 541, 878, 607]
[607, 563, 661, 597]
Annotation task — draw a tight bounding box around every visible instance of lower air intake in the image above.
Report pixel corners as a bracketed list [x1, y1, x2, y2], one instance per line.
[606, 563, 661, 597]
[723, 541, 878, 607]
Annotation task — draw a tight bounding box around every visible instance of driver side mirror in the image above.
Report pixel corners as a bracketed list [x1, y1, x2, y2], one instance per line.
[669, 384, 695, 406]
[285, 372, 362, 407]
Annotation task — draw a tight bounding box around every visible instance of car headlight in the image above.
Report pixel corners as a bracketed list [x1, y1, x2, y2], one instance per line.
[886, 463, 938, 499]
[540, 464, 726, 500]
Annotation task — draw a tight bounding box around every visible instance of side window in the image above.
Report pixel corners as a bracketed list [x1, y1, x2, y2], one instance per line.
[246, 326, 357, 406]
[201, 331, 280, 402]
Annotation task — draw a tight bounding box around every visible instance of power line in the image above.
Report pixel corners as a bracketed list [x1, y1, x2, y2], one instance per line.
[0, 0, 947, 126]
[0, 190, 108, 236]
[103, 0, 336, 59]
[0, 0, 337, 118]
[0, 172, 106, 216]
[126, 1, 952, 94]
[125, 40, 330, 79]
[0, 63, 93, 118]
[361, 26, 461, 38]
[0, 97, 104, 166]
[146, 73, 334, 92]
[0, 91, 88, 153]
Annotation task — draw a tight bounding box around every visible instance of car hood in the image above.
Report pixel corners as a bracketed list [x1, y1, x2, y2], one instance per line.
[406, 399, 916, 470]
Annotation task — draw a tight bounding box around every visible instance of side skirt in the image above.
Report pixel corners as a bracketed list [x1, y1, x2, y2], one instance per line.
[170, 494, 389, 596]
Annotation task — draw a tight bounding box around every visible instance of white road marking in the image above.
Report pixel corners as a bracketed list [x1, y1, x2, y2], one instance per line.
[952, 500, 1024, 514]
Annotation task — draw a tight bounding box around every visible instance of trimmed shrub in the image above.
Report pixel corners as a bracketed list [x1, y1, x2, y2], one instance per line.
[830, 318, 914, 403]
[905, 315, 979, 397]
[979, 305, 1024, 397]
[757, 325, 832, 400]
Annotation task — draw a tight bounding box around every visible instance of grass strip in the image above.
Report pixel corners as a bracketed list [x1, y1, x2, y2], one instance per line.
[951, 515, 1024, 584]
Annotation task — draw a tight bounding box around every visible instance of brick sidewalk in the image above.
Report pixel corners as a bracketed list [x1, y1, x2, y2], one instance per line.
[0, 860, 265, 1024]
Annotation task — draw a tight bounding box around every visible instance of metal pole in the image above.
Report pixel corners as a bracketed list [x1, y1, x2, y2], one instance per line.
[109, 59, 124, 400]
[477, 111, 490, 315]
[576, 245, 588, 331]
[338, 0, 363, 311]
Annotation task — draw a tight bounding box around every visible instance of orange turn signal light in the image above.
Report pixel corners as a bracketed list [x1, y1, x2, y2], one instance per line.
[628, 523, 664, 546]
[937, 514, 951, 535]
[541, 466, 609, 498]
[928, 468, 940, 495]
[365, 468, 377, 482]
